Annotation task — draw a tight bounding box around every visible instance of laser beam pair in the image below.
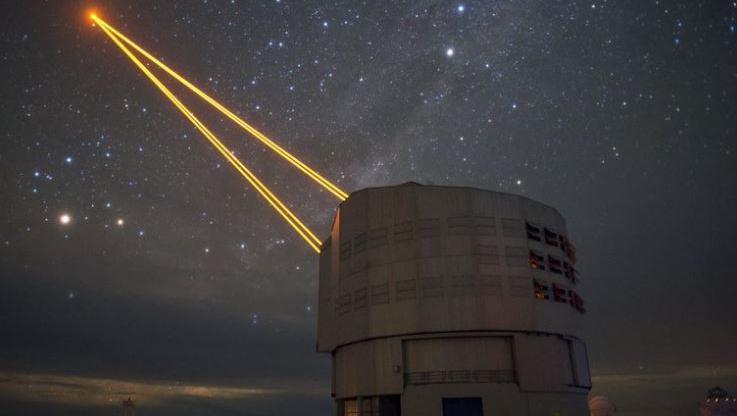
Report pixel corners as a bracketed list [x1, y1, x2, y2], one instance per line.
[90, 13, 347, 252]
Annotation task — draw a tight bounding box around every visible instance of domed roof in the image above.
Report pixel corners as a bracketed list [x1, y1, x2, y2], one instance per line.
[589, 396, 616, 411]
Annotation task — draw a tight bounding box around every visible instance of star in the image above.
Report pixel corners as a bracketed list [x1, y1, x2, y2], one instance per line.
[446, 47, 455, 57]
[59, 213, 71, 225]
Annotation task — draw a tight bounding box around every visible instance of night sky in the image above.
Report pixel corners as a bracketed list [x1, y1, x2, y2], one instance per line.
[1, 1, 736, 415]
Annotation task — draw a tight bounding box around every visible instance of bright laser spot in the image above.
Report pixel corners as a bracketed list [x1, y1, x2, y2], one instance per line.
[93, 17, 321, 253]
[93, 18, 347, 201]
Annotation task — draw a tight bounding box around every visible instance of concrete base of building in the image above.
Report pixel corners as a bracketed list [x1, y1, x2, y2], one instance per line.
[403, 383, 589, 416]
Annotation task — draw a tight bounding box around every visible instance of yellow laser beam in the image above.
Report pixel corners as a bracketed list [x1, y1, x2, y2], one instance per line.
[93, 16, 348, 201]
[95, 19, 321, 252]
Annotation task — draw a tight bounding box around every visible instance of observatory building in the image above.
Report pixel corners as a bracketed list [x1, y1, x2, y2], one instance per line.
[700, 387, 737, 416]
[317, 183, 591, 416]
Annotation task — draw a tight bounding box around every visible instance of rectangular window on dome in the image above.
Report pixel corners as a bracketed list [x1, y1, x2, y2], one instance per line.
[529, 249, 546, 270]
[353, 288, 368, 309]
[335, 294, 352, 315]
[502, 218, 524, 237]
[526, 221, 542, 241]
[479, 274, 502, 295]
[353, 232, 367, 254]
[420, 276, 444, 298]
[370, 283, 389, 305]
[505, 246, 528, 267]
[340, 240, 352, 262]
[369, 227, 388, 248]
[552, 283, 568, 302]
[564, 262, 578, 283]
[416, 218, 441, 238]
[450, 275, 475, 297]
[475, 243, 498, 257]
[394, 221, 413, 242]
[544, 227, 559, 246]
[396, 279, 417, 301]
[568, 289, 586, 313]
[534, 279, 550, 300]
[475, 216, 497, 236]
[448, 216, 474, 235]
[509, 276, 530, 297]
[561, 235, 577, 263]
[548, 254, 563, 274]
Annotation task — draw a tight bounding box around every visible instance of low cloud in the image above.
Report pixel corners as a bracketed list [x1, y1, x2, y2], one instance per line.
[0, 371, 275, 408]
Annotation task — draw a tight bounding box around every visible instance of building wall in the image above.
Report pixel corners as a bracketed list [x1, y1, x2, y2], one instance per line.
[318, 183, 589, 415]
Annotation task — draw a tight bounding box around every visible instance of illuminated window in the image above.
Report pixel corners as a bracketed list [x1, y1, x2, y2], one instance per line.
[526, 221, 541, 241]
[534, 279, 550, 300]
[342, 399, 358, 416]
[341, 396, 400, 416]
[360, 397, 373, 415]
[529, 249, 545, 270]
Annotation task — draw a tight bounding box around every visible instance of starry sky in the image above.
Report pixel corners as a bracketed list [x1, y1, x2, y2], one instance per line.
[1, 0, 736, 415]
